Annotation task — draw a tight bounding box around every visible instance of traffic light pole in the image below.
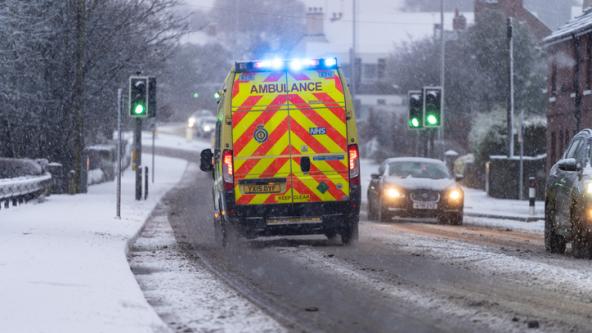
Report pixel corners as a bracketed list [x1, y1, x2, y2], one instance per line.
[116, 88, 122, 218]
[439, 0, 446, 154]
[134, 118, 142, 201]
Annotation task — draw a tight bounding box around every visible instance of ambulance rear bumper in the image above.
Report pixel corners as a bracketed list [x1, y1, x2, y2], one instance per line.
[230, 200, 358, 236]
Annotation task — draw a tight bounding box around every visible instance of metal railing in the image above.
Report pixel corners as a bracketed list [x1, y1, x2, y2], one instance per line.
[0, 173, 52, 209]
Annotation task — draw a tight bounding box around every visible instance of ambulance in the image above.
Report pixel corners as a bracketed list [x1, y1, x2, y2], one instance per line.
[200, 57, 361, 245]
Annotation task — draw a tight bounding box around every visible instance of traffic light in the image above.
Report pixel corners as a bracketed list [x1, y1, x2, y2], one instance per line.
[408, 90, 423, 129]
[423, 87, 442, 128]
[129, 76, 148, 118]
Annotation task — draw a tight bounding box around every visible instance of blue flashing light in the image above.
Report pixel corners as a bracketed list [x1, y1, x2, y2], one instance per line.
[271, 58, 284, 70]
[239, 57, 338, 73]
[324, 57, 337, 68]
[289, 59, 303, 71]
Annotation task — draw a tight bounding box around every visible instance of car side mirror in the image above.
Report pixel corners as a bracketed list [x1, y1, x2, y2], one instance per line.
[371, 173, 380, 180]
[558, 158, 581, 172]
[200, 149, 214, 172]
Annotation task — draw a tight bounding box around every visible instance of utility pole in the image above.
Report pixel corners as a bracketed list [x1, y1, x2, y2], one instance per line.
[116, 89, 122, 218]
[439, 0, 446, 155]
[351, 0, 357, 103]
[507, 17, 515, 158]
[234, 0, 239, 60]
[72, 0, 86, 193]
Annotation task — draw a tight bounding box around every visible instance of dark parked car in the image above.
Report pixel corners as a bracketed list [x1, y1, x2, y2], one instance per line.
[367, 157, 464, 225]
[545, 129, 592, 258]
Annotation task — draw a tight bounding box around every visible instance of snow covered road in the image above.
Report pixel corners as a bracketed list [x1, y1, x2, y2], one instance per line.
[157, 158, 592, 333]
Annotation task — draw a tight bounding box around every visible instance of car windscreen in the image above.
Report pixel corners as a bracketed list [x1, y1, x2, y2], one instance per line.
[388, 161, 450, 180]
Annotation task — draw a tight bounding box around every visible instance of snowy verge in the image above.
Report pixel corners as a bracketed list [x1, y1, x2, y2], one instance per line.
[130, 204, 285, 333]
[0, 154, 187, 333]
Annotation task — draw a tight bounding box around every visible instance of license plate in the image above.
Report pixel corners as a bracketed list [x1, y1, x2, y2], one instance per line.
[267, 217, 322, 226]
[413, 201, 438, 210]
[243, 184, 282, 194]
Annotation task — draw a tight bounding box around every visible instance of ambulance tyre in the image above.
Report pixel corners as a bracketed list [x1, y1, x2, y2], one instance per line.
[214, 219, 226, 247]
[324, 230, 338, 241]
[341, 215, 359, 245]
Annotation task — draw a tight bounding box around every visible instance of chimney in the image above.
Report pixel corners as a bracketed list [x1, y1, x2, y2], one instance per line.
[585, 0, 592, 11]
[453, 8, 467, 31]
[306, 7, 325, 37]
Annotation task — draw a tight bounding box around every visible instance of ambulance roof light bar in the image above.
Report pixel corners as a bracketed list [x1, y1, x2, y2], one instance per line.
[235, 57, 338, 72]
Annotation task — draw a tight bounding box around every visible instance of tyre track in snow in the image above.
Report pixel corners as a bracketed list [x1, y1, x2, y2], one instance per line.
[154, 147, 592, 332]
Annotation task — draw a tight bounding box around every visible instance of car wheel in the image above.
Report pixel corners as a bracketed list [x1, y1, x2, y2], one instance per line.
[569, 197, 592, 259]
[544, 200, 566, 254]
[367, 195, 378, 221]
[341, 214, 359, 245]
[448, 213, 463, 226]
[378, 199, 391, 222]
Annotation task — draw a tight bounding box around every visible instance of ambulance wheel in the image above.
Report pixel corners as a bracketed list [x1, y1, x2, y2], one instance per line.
[341, 215, 359, 245]
[214, 218, 226, 247]
[324, 230, 338, 240]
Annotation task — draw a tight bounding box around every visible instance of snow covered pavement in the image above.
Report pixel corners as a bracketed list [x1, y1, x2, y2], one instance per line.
[129, 196, 284, 333]
[0, 155, 186, 333]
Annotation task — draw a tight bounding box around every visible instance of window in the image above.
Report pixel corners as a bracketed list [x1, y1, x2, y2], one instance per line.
[362, 63, 377, 82]
[378, 162, 386, 175]
[377, 58, 386, 80]
[565, 138, 582, 159]
[214, 120, 222, 151]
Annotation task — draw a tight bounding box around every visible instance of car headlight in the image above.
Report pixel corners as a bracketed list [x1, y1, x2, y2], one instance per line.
[203, 125, 212, 132]
[384, 186, 404, 200]
[188, 117, 196, 127]
[447, 187, 463, 202]
[586, 182, 592, 195]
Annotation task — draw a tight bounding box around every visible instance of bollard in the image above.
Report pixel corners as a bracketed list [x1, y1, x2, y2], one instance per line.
[528, 176, 536, 216]
[144, 166, 149, 200]
[136, 166, 143, 201]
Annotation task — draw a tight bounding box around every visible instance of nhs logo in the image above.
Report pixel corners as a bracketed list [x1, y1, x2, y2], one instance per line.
[309, 127, 327, 135]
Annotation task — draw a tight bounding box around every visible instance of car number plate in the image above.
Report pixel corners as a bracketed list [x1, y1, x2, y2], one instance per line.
[267, 217, 322, 226]
[243, 183, 282, 194]
[413, 201, 438, 210]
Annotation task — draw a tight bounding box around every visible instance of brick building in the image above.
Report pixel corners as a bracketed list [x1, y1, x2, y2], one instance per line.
[544, 3, 592, 170]
[474, 0, 551, 39]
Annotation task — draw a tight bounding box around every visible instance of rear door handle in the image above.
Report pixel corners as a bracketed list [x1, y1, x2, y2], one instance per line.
[301, 157, 311, 173]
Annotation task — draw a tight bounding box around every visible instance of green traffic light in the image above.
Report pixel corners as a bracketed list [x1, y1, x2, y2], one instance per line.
[426, 114, 438, 125]
[134, 103, 145, 115]
[410, 118, 420, 128]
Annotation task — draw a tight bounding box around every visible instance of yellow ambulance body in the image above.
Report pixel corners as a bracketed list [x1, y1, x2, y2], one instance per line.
[200, 58, 361, 245]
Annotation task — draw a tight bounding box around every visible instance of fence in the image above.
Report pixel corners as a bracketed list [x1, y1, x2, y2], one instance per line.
[0, 173, 52, 209]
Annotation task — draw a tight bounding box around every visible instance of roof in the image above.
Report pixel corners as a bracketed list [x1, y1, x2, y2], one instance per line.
[295, 0, 474, 58]
[544, 9, 592, 45]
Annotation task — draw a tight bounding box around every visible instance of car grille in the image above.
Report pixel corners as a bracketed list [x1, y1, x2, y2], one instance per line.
[410, 190, 440, 202]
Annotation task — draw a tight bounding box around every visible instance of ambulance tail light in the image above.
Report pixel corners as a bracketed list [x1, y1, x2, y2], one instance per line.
[222, 150, 234, 191]
[348, 144, 360, 184]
